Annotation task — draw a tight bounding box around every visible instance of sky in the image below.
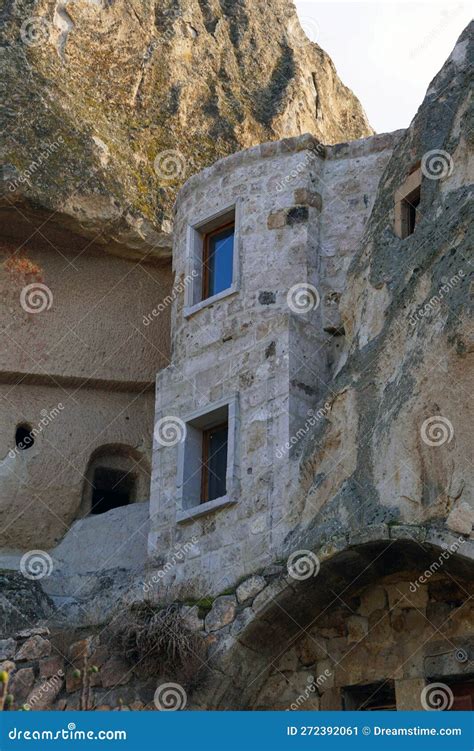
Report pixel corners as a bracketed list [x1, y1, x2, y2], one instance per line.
[294, 1, 472, 133]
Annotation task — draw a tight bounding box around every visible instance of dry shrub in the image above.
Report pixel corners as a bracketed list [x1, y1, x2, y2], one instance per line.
[112, 604, 207, 688]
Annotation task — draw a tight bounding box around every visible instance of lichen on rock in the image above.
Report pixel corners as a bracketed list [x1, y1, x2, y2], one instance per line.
[0, 0, 372, 256]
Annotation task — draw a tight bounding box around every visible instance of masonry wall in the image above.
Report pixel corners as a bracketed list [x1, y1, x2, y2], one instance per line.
[148, 134, 397, 601]
[254, 572, 474, 710]
[1, 570, 471, 711]
[316, 131, 403, 333]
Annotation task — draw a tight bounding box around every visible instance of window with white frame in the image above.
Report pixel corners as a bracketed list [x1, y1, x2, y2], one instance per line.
[184, 204, 240, 315]
[176, 396, 239, 521]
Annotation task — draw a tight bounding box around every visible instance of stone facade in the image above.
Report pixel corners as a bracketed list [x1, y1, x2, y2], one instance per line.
[148, 132, 400, 600]
[1, 565, 472, 711]
[0, 22, 472, 713]
[255, 571, 474, 711]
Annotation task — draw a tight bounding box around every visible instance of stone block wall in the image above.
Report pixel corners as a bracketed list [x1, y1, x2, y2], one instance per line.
[0, 627, 155, 711]
[254, 572, 474, 710]
[148, 133, 398, 601]
[316, 131, 403, 334]
[2, 569, 471, 712]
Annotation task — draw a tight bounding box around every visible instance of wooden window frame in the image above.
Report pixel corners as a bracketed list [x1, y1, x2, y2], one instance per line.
[200, 421, 228, 504]
[201, 221, 235, 301]
[401, 184, 421, 238]
[394, 167, 422, 239]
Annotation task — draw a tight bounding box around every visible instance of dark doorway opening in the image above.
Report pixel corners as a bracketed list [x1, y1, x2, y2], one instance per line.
[343, 680, 396, 710]
[15, 423, 34, 451]
[90, 466, 136, 515]
[449, 679, 474, 710]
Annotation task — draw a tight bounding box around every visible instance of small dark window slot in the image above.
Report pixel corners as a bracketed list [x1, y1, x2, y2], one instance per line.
[90, 467, 136, 515]
[324, 326, 346, 337]
[15, 424, 34, 451]
[401, 185, 421, 238]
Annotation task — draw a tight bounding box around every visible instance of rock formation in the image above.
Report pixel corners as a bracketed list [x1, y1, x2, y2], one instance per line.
[293, 21, 473, 547]
[0, 0, 472, 713]
[1, 0, 371, 256]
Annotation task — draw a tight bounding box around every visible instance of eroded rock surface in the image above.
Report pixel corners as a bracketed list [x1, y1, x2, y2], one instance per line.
[292, 23, 473, 548]
[0, 571, 54, 638]
[1, 0, 372, 256]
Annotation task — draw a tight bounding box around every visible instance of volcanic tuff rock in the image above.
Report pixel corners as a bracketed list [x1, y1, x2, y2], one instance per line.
[1, 0, 372, 257]
[292, 23, 473, 547]
[0, 571, 54, 638]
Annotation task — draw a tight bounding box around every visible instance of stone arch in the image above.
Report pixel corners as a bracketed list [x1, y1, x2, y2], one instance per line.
[79, 443, 151, 518]
[199, 527, 474, 710]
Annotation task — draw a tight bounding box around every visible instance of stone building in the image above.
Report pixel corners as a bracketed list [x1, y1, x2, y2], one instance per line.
[0, 22, 472, 712]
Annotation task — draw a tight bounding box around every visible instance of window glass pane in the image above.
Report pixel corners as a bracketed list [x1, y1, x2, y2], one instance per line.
[206, 425, 228, 501]
[207, 226, 234, 298]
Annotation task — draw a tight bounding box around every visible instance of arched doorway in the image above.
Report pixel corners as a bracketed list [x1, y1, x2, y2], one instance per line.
[79, 444, 150, 518]
[198, 532, 474, 710]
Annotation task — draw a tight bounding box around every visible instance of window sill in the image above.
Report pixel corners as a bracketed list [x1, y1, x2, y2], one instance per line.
[184, 285, 239, 319]
[177, 495, 237, 524]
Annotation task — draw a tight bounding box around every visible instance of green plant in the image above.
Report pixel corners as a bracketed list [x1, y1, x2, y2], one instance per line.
[0, 670, 10, 711]
[4, 695, 13, 709]
[79, 655, 100, 711]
